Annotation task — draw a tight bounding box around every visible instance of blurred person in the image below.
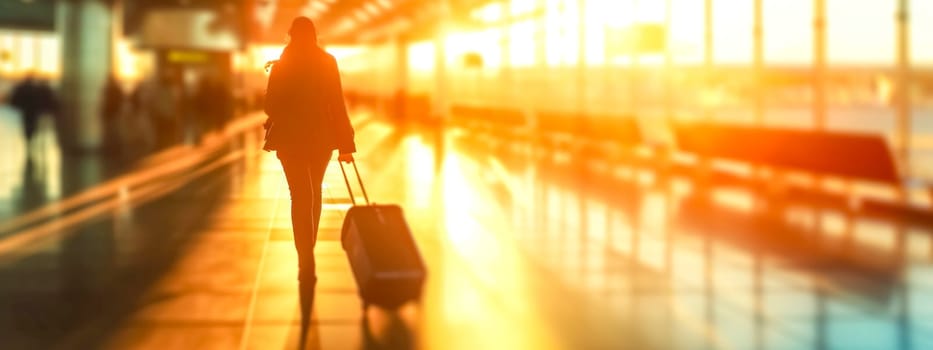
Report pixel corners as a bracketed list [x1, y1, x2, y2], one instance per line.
[100, 74, 125, 154]
[191, 75, 213, 141]
[191, 74, 216, 140]
[141, 71, 181, 149]
[197, 73, 233, 134]
[9, 72, 58, 150]
[179, 75, 201, 145]
[231, 75, 249, 116]
[215, 76, 234, 129]
[125, 79, 155, 152]
[263, 16, 356, 337]
[18, 157, 45, 210]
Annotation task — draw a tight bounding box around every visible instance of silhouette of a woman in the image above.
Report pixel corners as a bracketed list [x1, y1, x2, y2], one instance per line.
[264, 17, 356, 284]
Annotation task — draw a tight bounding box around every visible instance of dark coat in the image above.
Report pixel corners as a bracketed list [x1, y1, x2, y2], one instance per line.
[264, 43, 355, 155]
[10, 79, 57, 119]
[102, 79, 124, 121]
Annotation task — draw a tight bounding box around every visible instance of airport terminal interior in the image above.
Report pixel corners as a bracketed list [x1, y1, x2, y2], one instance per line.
[2, 0, 933, 349]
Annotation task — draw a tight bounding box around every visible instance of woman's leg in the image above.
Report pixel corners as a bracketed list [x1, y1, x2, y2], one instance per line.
[279, 150, 332, 281]
[279, 154, 316, 281]
[295, 150, 330, 346]
[22, 113, 39, 144]
[283, 151, 330, 343]
[307, 150, 333, 237]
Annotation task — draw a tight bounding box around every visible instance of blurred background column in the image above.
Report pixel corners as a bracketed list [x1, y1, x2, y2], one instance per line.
[703, 0, 712, 120]
[394, 34, 409, 101]
[575, 0, 585, 115]
[753, 0, 763, 125]
[631, 0, 640, 117]
[895, 0, 911, 177]
[57, 0, 113, 152]
[812, 0, 826, 130]
[501, 0, 513, 111]
[432, 0, 450, 120]
[393, 34, 409, 121]
[663, 0, 672, 121]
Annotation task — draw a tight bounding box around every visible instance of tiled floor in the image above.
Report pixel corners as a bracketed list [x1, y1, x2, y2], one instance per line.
[1, 107, 932, 349]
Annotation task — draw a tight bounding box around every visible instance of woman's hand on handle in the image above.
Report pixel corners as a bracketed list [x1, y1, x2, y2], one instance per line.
[338, 153, 354, 163]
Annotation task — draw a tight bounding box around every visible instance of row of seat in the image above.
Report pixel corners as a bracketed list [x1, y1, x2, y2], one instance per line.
[673, 123, 900, 185]
[448, 103, 933, 228]
[448, 105, 645, 163]
[536, 111, 642, 149]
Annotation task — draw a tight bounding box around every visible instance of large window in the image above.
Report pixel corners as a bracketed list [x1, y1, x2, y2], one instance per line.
[827, 0, 895, 65]
[712, 0, 753, 64]
[762, 0, 812, 65]
[910, 0, 932, 66]
[0, 31, 59, 78]
[544, 0, 579, 67]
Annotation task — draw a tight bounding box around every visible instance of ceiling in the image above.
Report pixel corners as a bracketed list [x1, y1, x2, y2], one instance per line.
[0, 0, 491, 46]
[253, 0, 490, 44]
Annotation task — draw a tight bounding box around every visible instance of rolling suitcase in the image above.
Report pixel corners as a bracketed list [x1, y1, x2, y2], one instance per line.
[339, 161, 426, 310]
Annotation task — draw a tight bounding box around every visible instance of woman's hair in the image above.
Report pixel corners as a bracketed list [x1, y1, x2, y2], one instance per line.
[288, 16, 317, 45]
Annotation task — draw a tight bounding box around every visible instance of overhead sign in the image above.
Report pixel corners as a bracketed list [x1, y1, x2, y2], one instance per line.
[126, 0, 322, 45]
[0, 0, 55, 31]
[125, 0, 249, 46]
[166, 50, 212, 63]
[139, 8, 242, 51]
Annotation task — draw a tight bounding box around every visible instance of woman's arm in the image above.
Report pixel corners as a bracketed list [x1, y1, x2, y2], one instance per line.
[327, 55, 356, 154]
[263, 61, 285, 125]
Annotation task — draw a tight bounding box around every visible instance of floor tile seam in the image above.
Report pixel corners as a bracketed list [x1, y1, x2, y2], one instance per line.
[204, 203, 285, 209]
[204, 217, 288, 222]
[185, 232, 274, 238]
[655, 298, 920, 322]
[202, 216, 289, 220]
[133, 288, 259, 296]
[252, 287, 357, 295]
[584, 286, 912, 300]
[237, 177, 285, 350]
[593, 298, 926, 323]
[177, 233, 276, 240]
[536, 254, 900, 280]
[116, 319, 361, 328]
[244, 263, 349, 272]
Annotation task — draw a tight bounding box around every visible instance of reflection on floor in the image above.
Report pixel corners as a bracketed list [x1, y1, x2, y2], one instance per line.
[0, 110, 932, 349]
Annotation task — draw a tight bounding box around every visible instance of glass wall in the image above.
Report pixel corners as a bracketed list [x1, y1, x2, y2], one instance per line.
[337, 0, 932, 178]
[0, 30, 59, 79]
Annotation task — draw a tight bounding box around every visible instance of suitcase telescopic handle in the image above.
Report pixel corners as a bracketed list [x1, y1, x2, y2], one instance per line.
[338, 160, 370, 206]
